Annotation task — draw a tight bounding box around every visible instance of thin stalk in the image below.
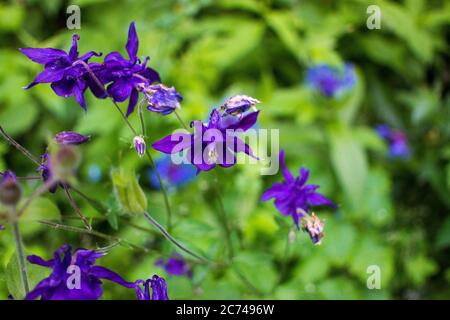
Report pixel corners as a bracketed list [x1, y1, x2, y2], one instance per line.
[0, 126, 40, 166]
[137, 98, 147, 137]
[212, 171, 234, 260]
[62, 183, 92, 230]
[137, 106, 173, 231]
[74, 60, 174, 231]
[143, 211, 212, 264]
[12, 220, 30, 296]
[38, 219, 149, 253]
[174, 109, 190, 132]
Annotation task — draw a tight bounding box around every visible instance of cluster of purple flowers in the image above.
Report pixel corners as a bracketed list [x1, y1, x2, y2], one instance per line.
[306, 63, 356, 97]
[26, 244, 168, 300]
[20, 22, 184, 118]
[7, 20, 344, 302]
[376, 124, 410, 159]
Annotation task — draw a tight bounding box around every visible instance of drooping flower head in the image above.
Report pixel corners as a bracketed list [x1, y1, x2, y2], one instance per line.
[152, 107, 259, 173]
[26, 244, 135, 300]
[261, 150, 336, 228]
[0, 170, 21, 206]
[20, 34, 102, 110]
[306, 63, 356, 97]
[134, 275, 169, 300]
[376, 124, 410, 159]
[55, 131, 90, 145]
[155, 254, 192, 278]
[301, 212, 325, 245]
[148, 154, 197, 191]
[137, 83, 182, 115]
[98, 22, 160, 116]
[221, 95, 260, 116]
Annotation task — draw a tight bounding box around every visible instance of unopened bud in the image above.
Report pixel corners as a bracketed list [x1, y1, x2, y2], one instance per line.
[55, 131, 90, 145]
[221, 95, 260, 116]
[0, 171, 21, 206]
[133, 136, 146, 157]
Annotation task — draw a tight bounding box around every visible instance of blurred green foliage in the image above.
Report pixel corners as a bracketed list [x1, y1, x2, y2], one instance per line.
[1, 0, 450, 299]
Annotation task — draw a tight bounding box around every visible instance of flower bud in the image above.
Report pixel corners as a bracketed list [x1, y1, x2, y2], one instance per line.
[55, 131, 90, 145]
[0, 171, 21, 206]
[301, 213, 324, 245]
[138, 83, 182, 115]
[221, 95, 260, 116]
[133, 136, 146, 157]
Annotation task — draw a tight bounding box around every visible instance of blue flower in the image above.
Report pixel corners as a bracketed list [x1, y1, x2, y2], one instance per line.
[148, 154, 197, 191]
[306, 63, 356, 97]
[376, 124, 410, 159]
[155, 254, 192, 278]
[20, 35, 102, 110]
[0, 170, 21, 206]
[261, 150, 336, 229]
[55, 131, 90, 145]
[26, 244, 135, 300]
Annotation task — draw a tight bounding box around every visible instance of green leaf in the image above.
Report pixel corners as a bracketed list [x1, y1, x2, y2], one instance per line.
[232, 252, 277, 294]
[5, 251, 49, 300]
[436, 216, 450, 249]
[111, 168, 147, 215]
[329, 125, 368, 208]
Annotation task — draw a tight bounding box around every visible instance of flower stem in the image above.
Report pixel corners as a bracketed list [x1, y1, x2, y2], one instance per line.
[212, 170, 234, 261]
[62, 183, 92, 230]
[11, 220, 30, 296]
[74, 60, 174, 231]
[0, 126, 40, 166]
[174, 109, 190, 132]
[38, 219, 150, 253]
[143, 211, 212, 264]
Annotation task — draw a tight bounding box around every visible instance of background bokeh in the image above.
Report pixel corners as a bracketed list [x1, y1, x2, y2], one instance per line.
[1, 0, 450, 299]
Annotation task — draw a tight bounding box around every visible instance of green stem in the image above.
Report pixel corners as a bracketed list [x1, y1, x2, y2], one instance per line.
[0, 126, 40, 166]
[174, 109, 190, 131]
[143, 211, 212, 264]
[74, 60, 174, 231]
[212, 171, 234, 260]
[38, 219, 150, 253]
[62, 183, 92, 230]
[12, 220, 30, 296]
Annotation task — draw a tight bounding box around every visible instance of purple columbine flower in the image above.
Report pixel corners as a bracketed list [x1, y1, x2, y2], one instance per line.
[155, 254, 192, 278]
[148, 154, 197, 191]
[98, 22, 160, 116]
[55, 131, 90, 145]
[26, 244, 135, 300]
[221, 95, 260, 116]
[20, 34, 102, 110]
[261, 150, 336, 228]
[137, 83, 182, 115]
[152, 108, 259, 174]
[376, 124, 410, 159]
[133, 136, 146, 157]
[306, 63, 356, 97]
[0, 225, 4, 231]
[134, 275, 169, 300]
